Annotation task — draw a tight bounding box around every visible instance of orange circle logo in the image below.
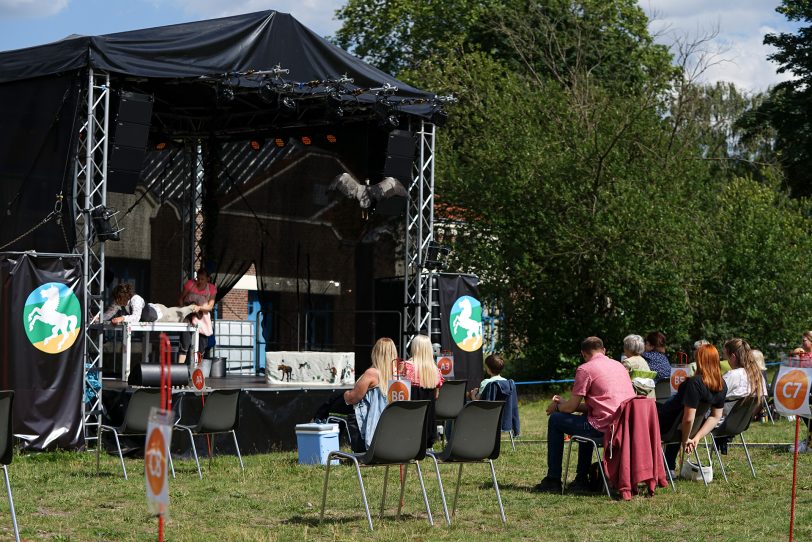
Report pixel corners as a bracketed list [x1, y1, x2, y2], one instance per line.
[192, 369, 205, 390]
[388, 380, 409, 402]
[670, 368, 688, 391]
[776, 369, 810, 411]
[437, 357, 453, 376]
[145, 428, 166, 495]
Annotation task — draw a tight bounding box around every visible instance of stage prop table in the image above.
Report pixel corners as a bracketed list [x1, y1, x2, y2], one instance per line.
[265, 352, 355, 386]
[121, 322, 198, 381]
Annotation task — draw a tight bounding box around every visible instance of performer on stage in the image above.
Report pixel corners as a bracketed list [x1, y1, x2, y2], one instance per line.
[102, 283, 160, 324]
[177, 268, 216, 364]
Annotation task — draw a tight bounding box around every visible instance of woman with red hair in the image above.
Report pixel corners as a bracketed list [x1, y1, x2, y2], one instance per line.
[657, 344, 727, 474]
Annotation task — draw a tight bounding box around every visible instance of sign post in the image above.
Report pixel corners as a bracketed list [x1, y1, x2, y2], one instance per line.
[148, 333, 175, 541]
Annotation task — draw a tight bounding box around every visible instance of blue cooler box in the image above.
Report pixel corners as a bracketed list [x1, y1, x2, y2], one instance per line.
[295, 423, 339, 465]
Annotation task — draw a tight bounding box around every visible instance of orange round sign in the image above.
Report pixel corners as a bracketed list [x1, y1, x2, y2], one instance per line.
[192, 368, 205, 390]
[670, 368, 688, 391]
[145, 428, 166, 495]
[776, 369, 810, 411]
[437, 357, 453, 376]
[388, 380, 410, 402]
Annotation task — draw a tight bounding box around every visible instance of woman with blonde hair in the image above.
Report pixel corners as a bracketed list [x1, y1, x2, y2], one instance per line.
[402, 334, 444, 447]
[723, 339, 766, 399]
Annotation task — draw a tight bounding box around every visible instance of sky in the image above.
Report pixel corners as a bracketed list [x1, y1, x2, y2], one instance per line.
[0, 0, 798, 93]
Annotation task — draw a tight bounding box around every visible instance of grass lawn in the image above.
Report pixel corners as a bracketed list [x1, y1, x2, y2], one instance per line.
[4, 397, 811, 541]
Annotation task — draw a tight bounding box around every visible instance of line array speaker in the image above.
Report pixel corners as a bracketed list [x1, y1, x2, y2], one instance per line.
[108, 91, 154, 194]
[383, 129, 416, 183]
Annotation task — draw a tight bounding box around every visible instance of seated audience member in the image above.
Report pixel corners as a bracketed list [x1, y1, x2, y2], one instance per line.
[621, 334, 656, 397]
[533, 336, 636, 493]
[714, 339, 767, 453]
[102, 283, 161, 324]
[752, 349, 767, 372]
[475, 354, 521, 438]
[314, 337, 394, 452]
[657, 344, 726, 473]
[402, 334, 444, 448]
[642, 331, 671, 382]
[468, 354, 506, 400]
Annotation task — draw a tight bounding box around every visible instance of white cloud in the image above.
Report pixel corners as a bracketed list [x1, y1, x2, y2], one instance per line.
[638, 0, 795, 92]
[0, 0, 68, 19]
[162, 0, 343, 37]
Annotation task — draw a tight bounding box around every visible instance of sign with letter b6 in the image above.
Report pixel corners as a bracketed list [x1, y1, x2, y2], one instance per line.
[387, 379, 411, 402]
[774, 366, 812, 418]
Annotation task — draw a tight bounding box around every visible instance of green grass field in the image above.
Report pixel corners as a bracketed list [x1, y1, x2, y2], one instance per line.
[4, 398, 811, 541]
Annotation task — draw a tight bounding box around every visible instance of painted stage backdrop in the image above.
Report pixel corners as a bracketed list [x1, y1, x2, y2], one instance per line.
[0, 253, 84, 450]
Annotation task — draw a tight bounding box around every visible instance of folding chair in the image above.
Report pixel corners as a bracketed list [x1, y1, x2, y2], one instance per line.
[96, 388, 174, 480]
[481, 379, 520, 451]
[320, 400, 434, 531]
[563, 434, 611, 498]
[708, 397, 759, 481]
[0, 391, 19, 542]
[435, 380, 467, 445]
[173, 389, 243, 479]
[660, 402, 712, 489]
[426, 401, 506, 525]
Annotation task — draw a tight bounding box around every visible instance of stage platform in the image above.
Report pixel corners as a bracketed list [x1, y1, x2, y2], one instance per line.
[101, 374, 351, 454]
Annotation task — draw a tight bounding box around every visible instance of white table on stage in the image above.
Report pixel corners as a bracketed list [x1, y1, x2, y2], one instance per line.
[121, 322, 198, 381]
[265, 351, 355, 386]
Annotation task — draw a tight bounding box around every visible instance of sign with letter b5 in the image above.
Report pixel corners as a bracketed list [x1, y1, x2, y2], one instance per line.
[774, 366, 812, 418]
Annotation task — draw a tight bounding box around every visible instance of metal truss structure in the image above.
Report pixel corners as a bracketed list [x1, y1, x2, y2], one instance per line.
[402, 120, 436, 353]
[73, 68, 110, 446]
[181, 143, 204, 280]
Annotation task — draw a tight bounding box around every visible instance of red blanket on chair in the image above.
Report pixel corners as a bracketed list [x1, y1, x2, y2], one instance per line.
[602, 396, 668, 500]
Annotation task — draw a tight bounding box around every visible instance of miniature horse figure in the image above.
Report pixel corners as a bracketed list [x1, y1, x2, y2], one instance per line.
[278, 363, 293, 382]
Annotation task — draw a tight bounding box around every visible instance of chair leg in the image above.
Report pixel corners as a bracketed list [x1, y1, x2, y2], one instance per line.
[562, 439, 574, 493]
[662, 447, 675, 491]
[181, 428, 202, 479]
[428, 454, 450, 525]
[508, 430, 516, 452]
[397, 464, 408, 518]
[709, 437, 728, 482]
[3, 465, 19, 542]
[488, 460, 506, 525]
[414, 461, 434, 526]
[110, 430, 127, 480]
[693, 448, 708, 487]
[741, 434, 756, 478]
[167, 441, 175, 480]
[763, 397, 775, 424]
[208, 433, 215, 469]
[351, 456, 374, 530]
[380, 465, 389, 518]
[319, 452, 333, 524]
[592, 444, 611, 498]
[96, 427, 104, 476]
[452, 464, 463, 518]
[231, 430, 244, 471]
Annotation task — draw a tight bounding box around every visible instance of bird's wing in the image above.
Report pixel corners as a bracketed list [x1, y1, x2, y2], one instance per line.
[329, 172, 363, 200]
[368, 177, 407, 201]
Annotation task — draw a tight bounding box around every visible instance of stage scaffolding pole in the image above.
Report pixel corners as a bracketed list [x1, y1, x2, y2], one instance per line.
[182, 142, 204, 282]
[402, 120, 436, 354]
[74, 68, 110, 446]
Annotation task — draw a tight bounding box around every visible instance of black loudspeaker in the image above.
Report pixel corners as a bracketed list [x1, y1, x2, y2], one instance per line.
[127, 363, 189, 387]
[108, 91, 153, 194]
[383, 130, 416, 182]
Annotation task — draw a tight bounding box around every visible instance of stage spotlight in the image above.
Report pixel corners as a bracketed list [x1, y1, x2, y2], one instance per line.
[281, 96, 297, 111]
[430, 107, 449, 127]
[91, 206, 123, 242]
[249, 139, 264, 151]
[301, 136, 312, 145]
[217, 84, 235, 103]
[326, 134, 337, 143]
[385, 114, 400, 129]
[274, 138, 285, 148]
[424, 241, 450, 270]
[154, 141, 168, 151]
[259, 82, 275, 103]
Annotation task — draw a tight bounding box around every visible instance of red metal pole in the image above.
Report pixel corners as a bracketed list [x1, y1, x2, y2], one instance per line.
[157, 333, 173, 542]
[790, 417, 800, 542]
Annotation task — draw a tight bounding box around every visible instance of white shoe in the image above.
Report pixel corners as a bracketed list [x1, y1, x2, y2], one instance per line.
[788, 441, 809, 453]
[787, 415, 797, 421]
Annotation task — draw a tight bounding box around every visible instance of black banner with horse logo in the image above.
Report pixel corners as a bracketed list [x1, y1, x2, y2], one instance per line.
[437, 274, 484, 387]
[0, 253, 84, 450]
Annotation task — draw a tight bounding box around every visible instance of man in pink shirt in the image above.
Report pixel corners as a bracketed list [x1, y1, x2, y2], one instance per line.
[533, 336, 636, 493]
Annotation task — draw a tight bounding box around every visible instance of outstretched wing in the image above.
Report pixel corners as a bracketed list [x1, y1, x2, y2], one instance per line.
[367, 177, 407, 202]
[329, 172, 372, 208]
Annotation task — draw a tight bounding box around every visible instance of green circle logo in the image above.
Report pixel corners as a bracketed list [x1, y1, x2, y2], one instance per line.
[449, 295, 483, 352]
[23, 282, 82, 354]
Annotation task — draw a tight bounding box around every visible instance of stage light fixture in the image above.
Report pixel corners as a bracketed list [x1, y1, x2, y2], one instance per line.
[154, 141, 168, 151]
[424, 241, 450, 270]
[301, 136, 312, 145]
[430, 107, 449, 127]
[326, 134, 337, 143]
[217, 84, 235, 103]
[385, 114, 400, 128]
[274, 138, 285, 148]
[91, 206, 123, 242]
[249, 139, 264, 151]
[281, 96, 297, 111]
[259, 81, 275, 103]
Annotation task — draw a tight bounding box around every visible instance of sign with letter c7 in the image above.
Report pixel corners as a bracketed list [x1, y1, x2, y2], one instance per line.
[774, 366, 812, 417]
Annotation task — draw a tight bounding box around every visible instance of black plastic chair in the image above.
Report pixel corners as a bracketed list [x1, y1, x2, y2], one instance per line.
[655, 380, 672, 404]
[709, 397, 759, 481]
[660, 402, 711, 489]
[426, 401, 506, 525]
[173, 389, 244, 479]
[96, 388, 174, 480]
[0, 391, 19, 542]
[435, 380, 467, 444]
[320, 400, 433, 531]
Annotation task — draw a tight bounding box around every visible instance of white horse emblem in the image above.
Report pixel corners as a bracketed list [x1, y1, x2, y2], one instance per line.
[452, 298, 482, 342]
[27, 285, 78, 350]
